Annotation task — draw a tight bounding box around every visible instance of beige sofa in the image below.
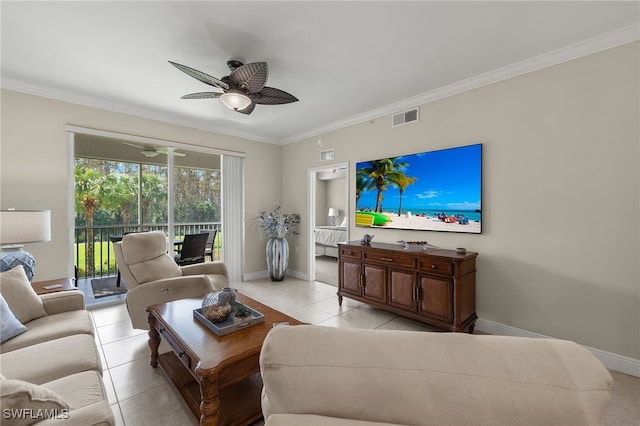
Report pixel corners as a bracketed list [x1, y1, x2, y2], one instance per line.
[113, 231, 229, 329]
[260, 325, 613, 426]
[0, 266, 114, 426]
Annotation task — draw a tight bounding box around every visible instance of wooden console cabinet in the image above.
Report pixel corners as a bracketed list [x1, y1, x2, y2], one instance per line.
[338, 241, 478, 333]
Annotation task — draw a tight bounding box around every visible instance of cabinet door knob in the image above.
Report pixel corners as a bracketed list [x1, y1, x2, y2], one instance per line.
[431, 264, 437, 269]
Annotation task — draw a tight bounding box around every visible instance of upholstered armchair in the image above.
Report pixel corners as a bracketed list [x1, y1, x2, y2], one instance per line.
[113, 231, 229, 329]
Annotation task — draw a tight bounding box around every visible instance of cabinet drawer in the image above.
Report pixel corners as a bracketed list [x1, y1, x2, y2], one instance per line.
[158, 324, 192, 371]
[340, 247, 362, 260]
[419, 259, 453, 275]
[364, 252, 416, 268]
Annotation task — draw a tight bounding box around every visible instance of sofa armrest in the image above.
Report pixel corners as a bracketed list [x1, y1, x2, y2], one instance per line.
[126, 275, 215, 329]
[40, 290, 85, 315]
[180, 261, 228, 278]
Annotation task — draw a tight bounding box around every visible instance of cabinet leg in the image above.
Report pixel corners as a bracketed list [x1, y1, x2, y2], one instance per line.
[468, 322, 476, 334]
[337, 294, 343, 306]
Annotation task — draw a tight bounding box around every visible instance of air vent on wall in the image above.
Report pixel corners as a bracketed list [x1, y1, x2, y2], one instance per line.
[392, 107, 419, 128]
[320, 148, 335, 162]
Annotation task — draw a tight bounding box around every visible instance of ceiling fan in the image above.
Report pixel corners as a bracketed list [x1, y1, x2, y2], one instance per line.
[123, 143, 186, 157]
[169, 59, 299, 115]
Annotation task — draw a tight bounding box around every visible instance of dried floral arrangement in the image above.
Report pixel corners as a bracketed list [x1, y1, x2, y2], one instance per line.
[256, 205, 301, 239]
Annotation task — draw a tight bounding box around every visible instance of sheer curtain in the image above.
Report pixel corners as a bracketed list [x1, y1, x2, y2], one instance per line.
[222, 155, 244, 282]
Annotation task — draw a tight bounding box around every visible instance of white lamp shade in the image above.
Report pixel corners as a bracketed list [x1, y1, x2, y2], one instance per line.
[328, 208, 338, 217]
[0, 210, 51, 245]
[219, 89, 252, 111]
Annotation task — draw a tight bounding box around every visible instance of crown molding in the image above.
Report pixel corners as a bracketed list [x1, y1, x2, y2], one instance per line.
[281, 24, 639, 145]
[1, 79, 278, 145]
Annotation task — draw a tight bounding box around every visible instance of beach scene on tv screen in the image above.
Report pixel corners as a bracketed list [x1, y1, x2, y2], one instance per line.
[355, 143, 482, 234]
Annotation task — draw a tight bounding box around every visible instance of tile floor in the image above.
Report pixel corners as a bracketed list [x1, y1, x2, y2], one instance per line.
[90, 277, 443, 425]
[87, 277, 639, 426]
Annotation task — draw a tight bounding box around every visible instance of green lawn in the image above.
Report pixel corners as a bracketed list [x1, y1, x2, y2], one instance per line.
[75, 242, 118, 277]
[75, 239, 223, 277]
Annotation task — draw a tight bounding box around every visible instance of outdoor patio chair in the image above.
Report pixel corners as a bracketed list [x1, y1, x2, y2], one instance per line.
[201, 229, 217, 261]
[174, 233, 209, 266]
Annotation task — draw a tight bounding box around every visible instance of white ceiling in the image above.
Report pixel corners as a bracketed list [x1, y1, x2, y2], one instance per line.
[2, 1, 638, 145]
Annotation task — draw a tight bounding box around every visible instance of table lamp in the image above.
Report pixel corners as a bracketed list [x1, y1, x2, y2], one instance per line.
[328, 208, 338, 226]
[0, 209, 51, 281]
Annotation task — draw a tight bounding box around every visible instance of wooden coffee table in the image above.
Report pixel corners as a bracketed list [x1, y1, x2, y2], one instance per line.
[146, 294, 302, 426]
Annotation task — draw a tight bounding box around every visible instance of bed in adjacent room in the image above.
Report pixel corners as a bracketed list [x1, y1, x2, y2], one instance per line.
[314, 226, 347, 258]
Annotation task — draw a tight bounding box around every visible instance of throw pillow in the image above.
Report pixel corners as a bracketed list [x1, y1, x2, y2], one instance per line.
[0, 379, 69, 426]
[0, 266, 47, 324]
[0, 295, 27, 343]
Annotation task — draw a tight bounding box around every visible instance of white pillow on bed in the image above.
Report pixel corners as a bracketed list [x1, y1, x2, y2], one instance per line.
[339, 217, 347, 227]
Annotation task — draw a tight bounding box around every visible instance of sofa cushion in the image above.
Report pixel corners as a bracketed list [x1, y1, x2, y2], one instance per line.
[0, 310, 95, 353]
[43, 370, 114, 424]
[45, 371, 105, 411]
[265, 414, 398, 426]
[0, 378, 69, 426]
[1, 334, 101, 385]
[0, 266, 47, 324]
[0, 294, 27, 343]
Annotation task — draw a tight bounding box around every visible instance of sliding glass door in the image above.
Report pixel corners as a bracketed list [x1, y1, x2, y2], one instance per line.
[73, 134, 222, 279]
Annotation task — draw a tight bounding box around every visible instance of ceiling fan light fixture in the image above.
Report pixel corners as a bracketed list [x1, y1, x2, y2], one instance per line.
[219, 89, 251, 111]
[141, 149, 159, 158]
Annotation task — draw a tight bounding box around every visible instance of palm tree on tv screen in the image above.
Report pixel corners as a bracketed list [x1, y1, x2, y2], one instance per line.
[389, 173, 417, 216]
[357, 157, 410, 213]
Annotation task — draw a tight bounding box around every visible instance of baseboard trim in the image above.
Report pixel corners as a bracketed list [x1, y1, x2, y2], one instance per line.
[476, 319, 640, 378]
[242, 269, 307, 282]
[242, 270, 268, 281]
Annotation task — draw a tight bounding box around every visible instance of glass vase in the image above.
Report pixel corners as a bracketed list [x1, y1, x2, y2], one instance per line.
[201, 287, 237, 323]
[266, 237, 289, 282]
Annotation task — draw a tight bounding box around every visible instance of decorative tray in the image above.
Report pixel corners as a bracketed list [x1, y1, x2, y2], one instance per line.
[193, 302, 265, 336]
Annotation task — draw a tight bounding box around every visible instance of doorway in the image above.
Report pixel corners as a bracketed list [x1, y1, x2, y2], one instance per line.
[307, 163, 349, 286]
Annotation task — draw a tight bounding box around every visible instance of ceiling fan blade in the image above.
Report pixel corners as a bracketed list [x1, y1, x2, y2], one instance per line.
[156, 147, 187, 157]
[140, 149, 159, 158]
[180, 92, 222, 99]
[249, 87, 299, 105]
[169, 61, 230, 90]
[229, 62, 268, 94]
[236, 102, 255, 115]
[123, 142, 144, 149]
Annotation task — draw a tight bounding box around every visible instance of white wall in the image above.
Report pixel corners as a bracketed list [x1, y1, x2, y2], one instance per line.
[282, 42, 639, 360]
[326, 178, 346, 225]
[0, 90, 282, 279]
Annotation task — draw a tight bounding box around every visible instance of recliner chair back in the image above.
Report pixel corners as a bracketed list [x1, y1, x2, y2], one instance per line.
[113, 231, 182, 290]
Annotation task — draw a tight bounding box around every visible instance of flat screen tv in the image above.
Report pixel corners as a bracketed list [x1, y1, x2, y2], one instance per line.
[355, 143, 482, 234]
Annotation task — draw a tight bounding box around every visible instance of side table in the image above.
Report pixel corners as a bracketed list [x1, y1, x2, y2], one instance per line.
[31, 277, 76, 295]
